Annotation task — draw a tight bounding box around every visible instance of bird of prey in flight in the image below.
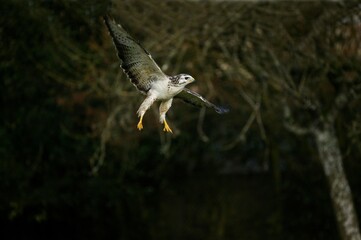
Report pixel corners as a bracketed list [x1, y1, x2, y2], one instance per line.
[104, 15, 228, 133]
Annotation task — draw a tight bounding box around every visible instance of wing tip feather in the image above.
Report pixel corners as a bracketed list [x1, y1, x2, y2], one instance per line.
[214, 105, 230, 114]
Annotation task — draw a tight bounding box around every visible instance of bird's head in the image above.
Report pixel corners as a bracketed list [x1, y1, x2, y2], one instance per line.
[179, 74, 195, 85]
[170, 74, 195, 86]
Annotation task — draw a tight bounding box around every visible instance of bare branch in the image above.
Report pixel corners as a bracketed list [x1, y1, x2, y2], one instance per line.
[197, 107, 209, 143]
[90, 105, 122, 175]
[283, 104, 313, 136]
[223, 109, 257, 150]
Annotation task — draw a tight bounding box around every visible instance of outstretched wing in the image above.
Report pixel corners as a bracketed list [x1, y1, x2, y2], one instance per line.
[175, 88, 229, 114]
[104, 15, 167, 93]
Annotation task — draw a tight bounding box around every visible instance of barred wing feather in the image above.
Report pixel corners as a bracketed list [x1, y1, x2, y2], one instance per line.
[104, 15, 167, 93]
[175, 88, 229, 114]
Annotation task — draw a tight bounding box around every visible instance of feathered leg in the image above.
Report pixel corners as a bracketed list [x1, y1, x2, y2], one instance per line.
[136, 93, 157, 131]
[159, 98, 173, 133]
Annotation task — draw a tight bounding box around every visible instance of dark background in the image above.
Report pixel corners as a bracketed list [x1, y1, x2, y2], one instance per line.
[1, 0, 361, 239]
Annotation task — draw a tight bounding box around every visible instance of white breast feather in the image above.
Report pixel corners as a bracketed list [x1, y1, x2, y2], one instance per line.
[151, 78, 183, 100]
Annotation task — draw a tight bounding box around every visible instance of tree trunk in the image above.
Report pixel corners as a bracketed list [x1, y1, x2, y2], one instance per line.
[314, 122, 361, 240]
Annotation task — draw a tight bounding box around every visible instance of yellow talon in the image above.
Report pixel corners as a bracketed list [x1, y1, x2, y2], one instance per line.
[137, 115, 143, 131]
[163, 120, 173, 133]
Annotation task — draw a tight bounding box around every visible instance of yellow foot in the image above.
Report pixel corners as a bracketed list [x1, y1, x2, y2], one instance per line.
[163, 120, 173, 133]
[137, 116, 143, 131]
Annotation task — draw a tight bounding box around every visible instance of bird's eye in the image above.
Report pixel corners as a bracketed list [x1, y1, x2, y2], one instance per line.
[185, 76, 189, 80]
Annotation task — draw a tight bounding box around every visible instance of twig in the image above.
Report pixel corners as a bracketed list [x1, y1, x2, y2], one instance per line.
[197, 107, 209, 142]
[223, 109, 257, 150]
